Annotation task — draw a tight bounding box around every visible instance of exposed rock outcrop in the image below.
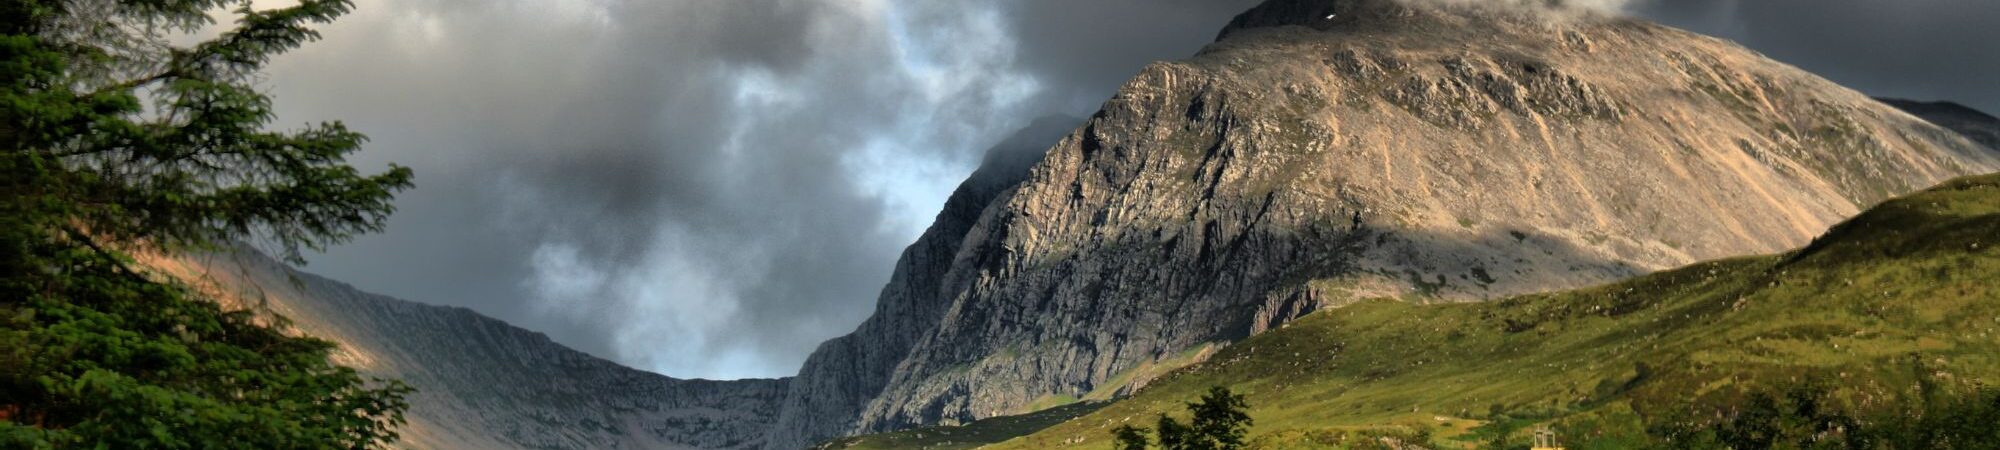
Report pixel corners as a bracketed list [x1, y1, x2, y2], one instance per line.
[769, 116, 1080, 448]
[765, 0, 2000, 447]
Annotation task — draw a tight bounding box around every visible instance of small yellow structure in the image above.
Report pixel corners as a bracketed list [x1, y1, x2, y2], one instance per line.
[1531, 426, 1564, 450]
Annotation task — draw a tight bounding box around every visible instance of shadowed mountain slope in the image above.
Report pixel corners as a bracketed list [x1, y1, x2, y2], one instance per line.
[764, 0, 2000, 447]
[1880, 98, 2000, 151]
[141, 250, 788, 450]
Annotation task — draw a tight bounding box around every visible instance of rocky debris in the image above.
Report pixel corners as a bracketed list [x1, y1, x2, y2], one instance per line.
[763, 0, 2000, 448]
[145, 250, 787, 450]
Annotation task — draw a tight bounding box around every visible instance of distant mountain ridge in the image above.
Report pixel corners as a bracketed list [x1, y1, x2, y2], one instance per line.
[1880, 97, 2000, 151]
[141, 250, 787, 450]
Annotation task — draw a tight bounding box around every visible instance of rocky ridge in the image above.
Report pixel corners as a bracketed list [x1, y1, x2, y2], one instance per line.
[1881, 98, 2000, 151]
[764, 0, 2000, 447]
[141, 250, 787, 450]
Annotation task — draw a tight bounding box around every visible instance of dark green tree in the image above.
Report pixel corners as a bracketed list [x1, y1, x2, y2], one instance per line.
[1646, 379, 1867, 450]
[2, 0, 414, 448]
[1872, 387, 2000, 448]
[1113, 424, 1151, 450]
[1158, 415, 1193, 450]
[1180, 386, 1254, 449]
[1112, 386, 1254, 450]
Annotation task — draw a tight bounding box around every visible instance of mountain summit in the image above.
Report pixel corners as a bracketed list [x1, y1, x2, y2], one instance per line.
[767, 0, 1997, 447]
[135, 1, 1999, 448]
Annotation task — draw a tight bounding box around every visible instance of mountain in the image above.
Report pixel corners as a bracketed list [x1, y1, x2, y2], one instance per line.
[125, 115, 1084, 450]
[766, 0, 1999, 447]
[130, 1, 2000, 448]
[975, 172, 2000, 448]
[1880, 98, 2000, 151]
[138, 250, 786, 450]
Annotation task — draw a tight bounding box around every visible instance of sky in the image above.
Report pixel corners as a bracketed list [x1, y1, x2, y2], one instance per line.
[253, 0, 2000, 380]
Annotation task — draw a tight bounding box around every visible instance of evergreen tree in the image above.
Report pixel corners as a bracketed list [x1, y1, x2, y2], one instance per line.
[2, 0, 414, 448]
[1113, 424, 1151, 450]
[1182, 386, 1253, 450]
[1110, 386, 1254, 450]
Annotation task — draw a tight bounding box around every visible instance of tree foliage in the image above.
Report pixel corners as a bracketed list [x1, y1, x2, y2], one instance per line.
[1113, 424, 1151, 450]
[2, 0, 414, 448]
[1113, 386, 1254, 450]
[1647, 375, 2000, 450]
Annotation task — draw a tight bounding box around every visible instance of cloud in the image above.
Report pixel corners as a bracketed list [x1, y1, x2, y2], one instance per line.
[262, 0, 1262, 380]
[1632, 0, 2000, 115]
[274, 0, 1048, 379]
[262, 0, 1999, 380]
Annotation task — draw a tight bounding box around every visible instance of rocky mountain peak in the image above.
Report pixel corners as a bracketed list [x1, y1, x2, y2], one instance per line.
[121, 1, 2000, 448]
[764, 0, 1999, 447]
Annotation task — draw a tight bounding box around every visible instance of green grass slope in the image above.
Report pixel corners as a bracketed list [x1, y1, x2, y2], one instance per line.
[847, 173, 2000, 449]
[812, 401, 1108, 450]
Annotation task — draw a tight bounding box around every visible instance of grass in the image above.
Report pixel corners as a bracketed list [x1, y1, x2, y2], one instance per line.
[839, 173, 2000, 449]
[1082, 343, 1219, 402]
[812, 401, 1109, 450]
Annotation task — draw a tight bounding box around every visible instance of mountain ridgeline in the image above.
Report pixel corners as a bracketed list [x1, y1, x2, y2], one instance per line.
[142, 251, 787, 450]
[141, 0, 2000, 448]
[1882, 98, 2000, 152]
[765, 0, 1997, 447]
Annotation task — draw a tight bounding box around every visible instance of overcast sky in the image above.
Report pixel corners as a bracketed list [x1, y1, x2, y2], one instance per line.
[261, 0, 2000, 380]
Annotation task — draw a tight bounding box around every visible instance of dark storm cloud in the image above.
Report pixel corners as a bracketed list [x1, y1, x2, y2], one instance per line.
[995, 0, 1261, 113]
[1633, 0, 2000, 115]
[261, 0, 2000, 380]
[263, 0, 1264, 380]
[272, 0, 1046, 379]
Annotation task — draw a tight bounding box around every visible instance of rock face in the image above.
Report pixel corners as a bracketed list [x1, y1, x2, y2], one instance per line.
[142, 250, 787, 450]
[769, 116, 1080, 448]
[1880, 98, 2000, 151]
[765, 0, 2000, 447]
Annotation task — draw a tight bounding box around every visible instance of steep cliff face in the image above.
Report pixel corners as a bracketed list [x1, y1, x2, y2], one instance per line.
[767, 0, 2000, 447]
[769, 117, 1079, 449]
[142, 250, 787, 450]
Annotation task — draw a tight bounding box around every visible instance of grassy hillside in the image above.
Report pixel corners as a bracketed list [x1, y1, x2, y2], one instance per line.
[840, 173, 2000, 449]
[812, 401, 1108, 450]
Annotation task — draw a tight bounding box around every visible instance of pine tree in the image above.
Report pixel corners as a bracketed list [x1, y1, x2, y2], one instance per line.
[1182, 386, 1253, 450]
[1113, 424, 1151, 450]
[1109, 386, 1254, 450]
[2, 0, 414, 447]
